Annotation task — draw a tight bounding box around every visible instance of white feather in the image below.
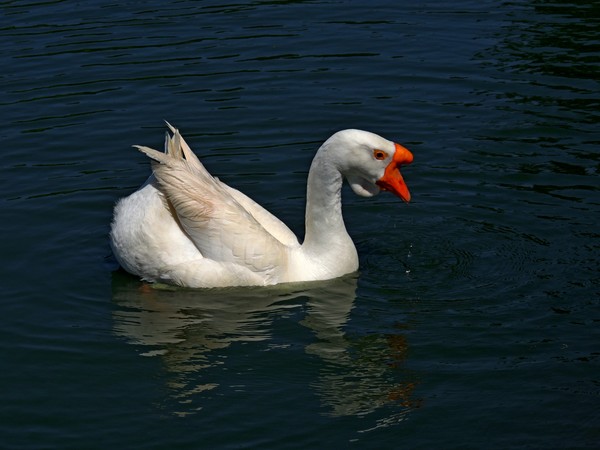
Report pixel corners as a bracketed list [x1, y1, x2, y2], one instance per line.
[110, 125, 411, 288]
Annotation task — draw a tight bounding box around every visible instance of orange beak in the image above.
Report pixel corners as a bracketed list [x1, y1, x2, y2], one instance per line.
[376, 143, 413, 202]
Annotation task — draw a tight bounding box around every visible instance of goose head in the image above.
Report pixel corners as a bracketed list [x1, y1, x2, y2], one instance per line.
[320, 129, 414, 202]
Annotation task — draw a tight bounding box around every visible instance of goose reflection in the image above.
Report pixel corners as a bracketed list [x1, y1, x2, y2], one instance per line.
[111, 271, 418, 419]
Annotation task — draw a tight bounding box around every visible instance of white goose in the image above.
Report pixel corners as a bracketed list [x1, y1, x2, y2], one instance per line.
[110, 124, 413, 288]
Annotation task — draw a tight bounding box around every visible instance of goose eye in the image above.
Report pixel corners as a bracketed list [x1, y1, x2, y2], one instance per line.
[373, 149, 388, 160]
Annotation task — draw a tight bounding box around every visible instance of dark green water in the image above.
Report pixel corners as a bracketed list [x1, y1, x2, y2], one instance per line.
[2, 0, 598, 448]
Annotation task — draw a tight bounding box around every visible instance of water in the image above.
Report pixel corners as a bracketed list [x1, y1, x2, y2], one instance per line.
[2, 0, 598, 448]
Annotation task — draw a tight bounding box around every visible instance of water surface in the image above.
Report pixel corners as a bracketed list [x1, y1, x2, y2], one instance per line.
[1, 0, 598, 448]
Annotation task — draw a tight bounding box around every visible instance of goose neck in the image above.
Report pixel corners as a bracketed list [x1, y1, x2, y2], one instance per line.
[303, 153, 349, 251]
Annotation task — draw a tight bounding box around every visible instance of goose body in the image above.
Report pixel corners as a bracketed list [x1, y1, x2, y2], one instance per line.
[110, 124, 413, 288]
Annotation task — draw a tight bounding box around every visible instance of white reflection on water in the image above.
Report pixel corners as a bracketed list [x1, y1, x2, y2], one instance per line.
[111, 272, 419, 420]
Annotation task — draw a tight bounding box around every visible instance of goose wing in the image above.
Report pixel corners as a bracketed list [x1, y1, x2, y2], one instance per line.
[135, 129, 297, 278]
[164, 123, 299, 247]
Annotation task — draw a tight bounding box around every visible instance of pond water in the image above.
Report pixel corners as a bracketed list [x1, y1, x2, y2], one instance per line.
[2, 0, 598, 448]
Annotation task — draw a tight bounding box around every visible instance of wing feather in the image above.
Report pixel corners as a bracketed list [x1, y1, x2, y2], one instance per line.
[135, 128, 296, 279]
